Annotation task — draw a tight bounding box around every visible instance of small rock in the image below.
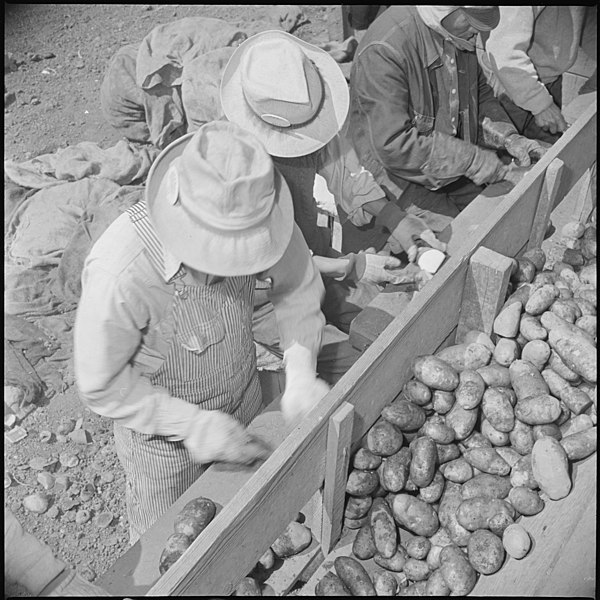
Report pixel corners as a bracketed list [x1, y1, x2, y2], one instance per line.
[4, 414, 17, 428]
[59, 453, 79, 468]
[57, 419, 76, 435]
[42, 52, 56, 59]
[74, 417, 84, 430]
[30, 97, 41, 105]
[39, 430, 53, 443]
[5, 426, 28, 444]
[30, 53, 43, 62]
[4, 92, 16, 107]
[100, 471, 114, 483]
[74, 60, 84, 69]
[61, 497, 80, 511]
[54, 474, 70, 492]
[37, 471, 55, 490]
[47, 505, 60, 519]
[96, 511, 114, 529]
[68, 429, 91, 445]
[23, 493, 49, 514]
[64, 509, 77, 522]
[78, 566, 96, 582]
[75, 509, 91, 524]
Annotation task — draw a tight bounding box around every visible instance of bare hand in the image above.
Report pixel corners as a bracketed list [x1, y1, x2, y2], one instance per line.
[534, 103, 568, 135]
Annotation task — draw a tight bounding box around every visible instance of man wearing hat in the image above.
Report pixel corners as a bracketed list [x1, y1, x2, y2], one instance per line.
[345, 6, 549, 253]
[74, 121, 329, 543]
[220, 29, 447, 342]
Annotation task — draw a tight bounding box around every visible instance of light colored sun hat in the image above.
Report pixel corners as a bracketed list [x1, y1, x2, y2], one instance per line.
[220, 30, 350, 158]
[145, 120, 294, 277]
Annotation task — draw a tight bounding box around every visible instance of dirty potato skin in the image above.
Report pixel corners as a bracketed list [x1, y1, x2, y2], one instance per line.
[334, 556, 376, 596]
[315, 571, 351, 596]
[409, 436, 438, 487]
[467, 529, 505, 574]
[412, 355, 460, 391]
[173, 497, 216, 541]
[158, 533, 192, 575]
[370, 497, 397, 559]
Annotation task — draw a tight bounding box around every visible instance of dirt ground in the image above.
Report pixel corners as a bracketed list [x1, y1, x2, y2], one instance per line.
[4, 5, 339, 597]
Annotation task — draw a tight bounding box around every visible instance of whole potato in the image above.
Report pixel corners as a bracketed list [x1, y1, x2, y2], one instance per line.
[456, 497, 515, 531]
[462, 447, 510, 476]
[436, 342, 492, 371]
[403, 558, 430, 581]
[420, 415, 455, 444]
[425, 569, 451, 596]
[445, 403, 478, 441]
[519, 313, 549, 341]
[403, 379, 432, 406]
[418, 470, 446, 504]
[373, 570, 398, 596]
[502, 523, 531, 559]
[334, 556, 376, 596]
[522, 247, 547, 271]
[455, 369, 485, 409]
[521, 340, 551, 371]
[493, 337, 520, 367]
[531, 437, 571, 500]
[412, 355, 459, 391]
[173, 497, 216, 541]
[353, 523, 378, 560]
[560, 427, 597, 461]
[257, 547, 275, 570]
[345, 495, 373, 519]
[482, 387, 515, 432]
[353, 447, 382, 470]
[409, 436, 438, 487]
[431, 390, 456, 415]
[381, 447, 412, 493]
[467, 529, 505, 574]
[525, 284, 559, 315]
[477, 363, 512, 387]
[514, 394, 561, 425]
[271, 521, 312, 558]
[370, 497, 397, 559]
[367, 420, 404, 457]
[373, 545, 408, 572]
[493, 301, 523, 337]
[439, 458, 473, 483]
[346, 469, 380, 497]
[438, 482, 471, 547]
[315, 571, 351, 596]
[436, 442, 461, 464]
[440, 544, 477, 595]
[509, 419, 535, 455]
[461, 473, 511, 500]
[481, 418, 510, 446]
[507, 486, 544, 516]
[509, 360, 549, 401]
[235, 577, 262, 596]
[488, 512, 515, 537]
[381, 399, 427, 431]
[392, 494, 439, 537]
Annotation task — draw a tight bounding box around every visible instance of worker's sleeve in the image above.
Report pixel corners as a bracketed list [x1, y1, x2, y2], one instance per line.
[262, 223, 325, 358]
[351, 43, 480, 190]
[4, 507, 67, 595]
[74, 262, 176, 435]
[316, 135, 386, 227]
[482, 7, 553, 115]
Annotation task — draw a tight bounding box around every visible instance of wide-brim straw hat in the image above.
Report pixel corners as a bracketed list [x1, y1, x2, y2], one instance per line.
[220, 30, 349, 158]
[145, 121, 294, 277]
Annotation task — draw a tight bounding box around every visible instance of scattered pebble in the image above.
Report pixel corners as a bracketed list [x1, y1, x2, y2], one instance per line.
[78, 566, 96, 582]
[95, 511, 114, 529]
[61, 497, 81, 511]
[23, 493, 49, 514]
[5, 426, 28, 444]
[37, 471, 55, 490]
[47, 505, 60, 519]
[4, 414, 17, 428]
[39, 430, 53, 443]
[75, 509, 91, 524]
[101, 471, 114, 483]
[54, 474, 70, 492]
[69, 429, 92, 445]
[57, 419, 76, 435]
[30, 97, 41, 105]
[59, 452, 79, 468]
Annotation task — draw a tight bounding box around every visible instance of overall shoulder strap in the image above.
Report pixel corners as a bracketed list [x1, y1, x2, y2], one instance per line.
[126, 202, 166, 276]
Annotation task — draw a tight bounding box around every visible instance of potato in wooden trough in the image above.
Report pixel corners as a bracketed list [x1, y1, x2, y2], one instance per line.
[531, 437, 572, 500]
[412, 355, 459, 391]
[334, 556, 376, 596]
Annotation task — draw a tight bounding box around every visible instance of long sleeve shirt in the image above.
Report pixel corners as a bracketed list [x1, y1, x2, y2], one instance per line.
[273, 133, 386, 252]
[478, 6, 586, 115]
[73, 211, 324, 435]
[347, 5, 515, 207]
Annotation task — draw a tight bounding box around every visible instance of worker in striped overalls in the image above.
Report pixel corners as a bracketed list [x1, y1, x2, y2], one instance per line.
[74, 121, 329, 543]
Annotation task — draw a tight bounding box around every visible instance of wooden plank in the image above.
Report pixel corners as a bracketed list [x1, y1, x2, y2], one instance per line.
[456, 246, 514, 342]
[320, 402, 355, 555]
[527, 158, 564, 250]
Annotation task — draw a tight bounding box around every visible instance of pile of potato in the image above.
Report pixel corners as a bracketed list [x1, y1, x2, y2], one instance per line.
[316, 220, 596, 596]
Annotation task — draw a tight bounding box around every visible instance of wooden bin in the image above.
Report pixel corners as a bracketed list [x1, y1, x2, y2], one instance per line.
[98, 97, 597, 597]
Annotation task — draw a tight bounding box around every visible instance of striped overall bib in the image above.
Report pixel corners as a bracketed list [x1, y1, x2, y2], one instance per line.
[114, 203, 262, 543]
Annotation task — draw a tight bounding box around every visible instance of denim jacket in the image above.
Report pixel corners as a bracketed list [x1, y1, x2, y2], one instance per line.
[348, 5, 516, 204]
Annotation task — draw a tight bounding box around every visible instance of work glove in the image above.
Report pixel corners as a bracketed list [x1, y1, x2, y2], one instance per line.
[504, 134, 548, 167]
[465, 146, 510, 186]
[344, 249, 403, 285]
[533, 103, 568, 135]
[182, 409, 272, 466]
[46, 569, 112, 596]
[389, 215, 447, 262]
[281, 343, 330, 427]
